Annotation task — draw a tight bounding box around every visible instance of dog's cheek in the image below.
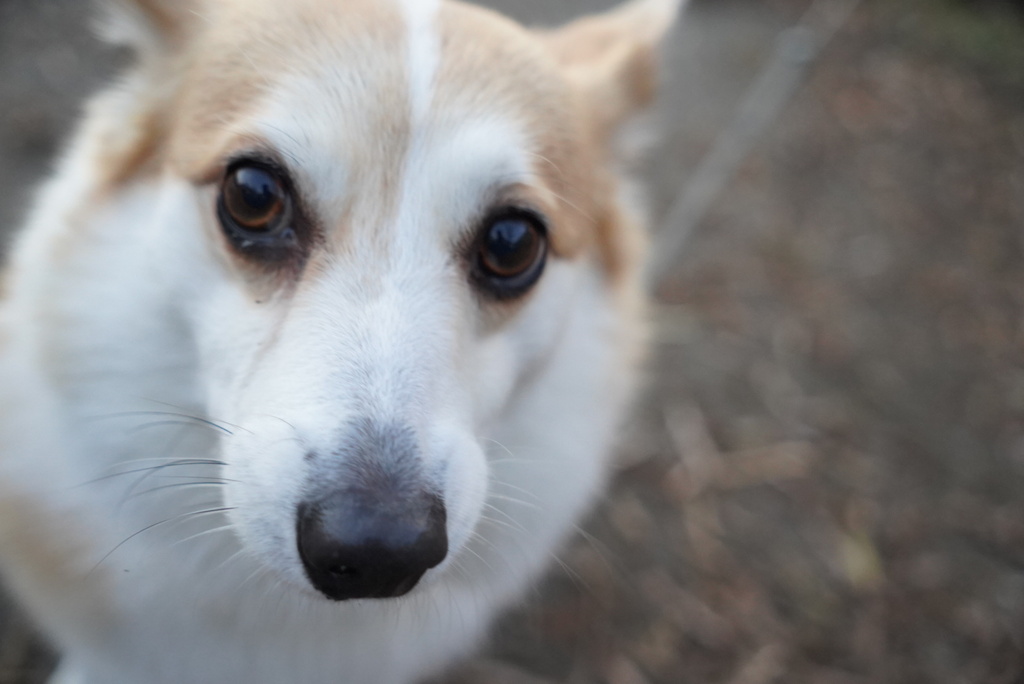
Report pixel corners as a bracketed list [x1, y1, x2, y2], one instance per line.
[144, 182, 220, 292]
[184, 281, 311, 579]
[469, 259, 584, 425]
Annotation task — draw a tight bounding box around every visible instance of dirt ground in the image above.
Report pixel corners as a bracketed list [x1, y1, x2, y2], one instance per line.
[1, 0, 1024, 682]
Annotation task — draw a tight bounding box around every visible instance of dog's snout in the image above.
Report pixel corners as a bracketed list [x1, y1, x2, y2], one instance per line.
[297, 491, 448, 601]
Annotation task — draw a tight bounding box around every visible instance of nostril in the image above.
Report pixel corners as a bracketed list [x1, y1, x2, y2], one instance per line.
[296, 492, 447, 601]
[329, 566, 357, 578]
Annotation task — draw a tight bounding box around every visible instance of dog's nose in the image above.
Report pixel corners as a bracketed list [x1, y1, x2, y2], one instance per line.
[296, 491, 448, 601]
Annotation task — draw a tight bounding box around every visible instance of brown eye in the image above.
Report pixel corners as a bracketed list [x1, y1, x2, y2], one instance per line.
[473, 211, 548, 299]
[218, 162, 298, 259]
[222, 165, 286, 231]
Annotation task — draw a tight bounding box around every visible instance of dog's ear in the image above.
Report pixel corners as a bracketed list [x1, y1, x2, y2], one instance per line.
[545, 0, 684, 136]
[88, 0, 201, 189]
[97, 0, 199, 63]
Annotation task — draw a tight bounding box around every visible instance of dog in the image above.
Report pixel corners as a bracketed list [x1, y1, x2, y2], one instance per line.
[0, 0, 681, 681]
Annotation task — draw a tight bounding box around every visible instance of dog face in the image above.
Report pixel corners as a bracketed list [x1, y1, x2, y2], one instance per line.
[92, 0, 678, 601]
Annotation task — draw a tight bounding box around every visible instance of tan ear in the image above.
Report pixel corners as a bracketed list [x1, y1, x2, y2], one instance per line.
[88, 0, 201, 190]
[97, 0, 199, 61]
[544, 0, 684, 134]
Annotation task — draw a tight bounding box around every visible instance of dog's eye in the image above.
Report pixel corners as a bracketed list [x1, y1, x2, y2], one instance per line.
[223, 166, 285, 230]
[218, 162, 297, 258]
[473, 211, 548, 299]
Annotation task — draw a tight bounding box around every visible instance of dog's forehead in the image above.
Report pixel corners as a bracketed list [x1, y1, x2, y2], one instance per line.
[173, 0, 572, 179]
[168, 0, 588, 258]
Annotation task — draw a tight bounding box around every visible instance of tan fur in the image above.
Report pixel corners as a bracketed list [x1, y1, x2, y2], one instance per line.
[0, 493, 114, 623]
[85, 0, 661, 290]
[95, 101, 168, 191]
[169, 0, 409, 180]
[435, 3, 592, 263]
[122, 0, 194, 47]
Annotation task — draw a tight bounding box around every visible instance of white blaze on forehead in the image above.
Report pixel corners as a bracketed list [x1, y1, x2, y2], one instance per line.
[397, 0, 441, 123]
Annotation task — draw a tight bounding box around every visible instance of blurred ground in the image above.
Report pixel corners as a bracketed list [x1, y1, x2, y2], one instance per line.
[2, 0, 1024, 682]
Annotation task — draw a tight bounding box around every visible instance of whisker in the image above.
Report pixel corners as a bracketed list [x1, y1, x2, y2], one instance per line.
[212, 546, 255, 575]
[257, 414, 298, 432]
[482, 438, 516, 460]
[134, 474, 235, 483]
[125, 420, 223, 436]
[96, 455, 227, 469]
[77, 459, 229, 488]
[465, 529, 519, 572]
[123, 481, 229, 503]
[174, 523, 238, 548]
[485, 457, 554, 467]
[481, 503, 529, 533]
[546, 550, 590, 594]
[571, 523, 625, 579]
[91, 505, 236, 573]
[132, 398, 253, 435]
[238, 562, 272, 594]
[487, 492, 542, 511]
[478, 514, 528, 537]
[86, 411, 234, 436]
[118, 458, 228, 508]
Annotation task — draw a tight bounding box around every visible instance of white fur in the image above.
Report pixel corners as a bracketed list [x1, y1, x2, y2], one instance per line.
[397, 0, 441, 124]
[0, 1, 679, 682]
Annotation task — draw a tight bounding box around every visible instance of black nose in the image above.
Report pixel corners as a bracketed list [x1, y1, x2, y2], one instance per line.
[296, 491, 448, 601]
